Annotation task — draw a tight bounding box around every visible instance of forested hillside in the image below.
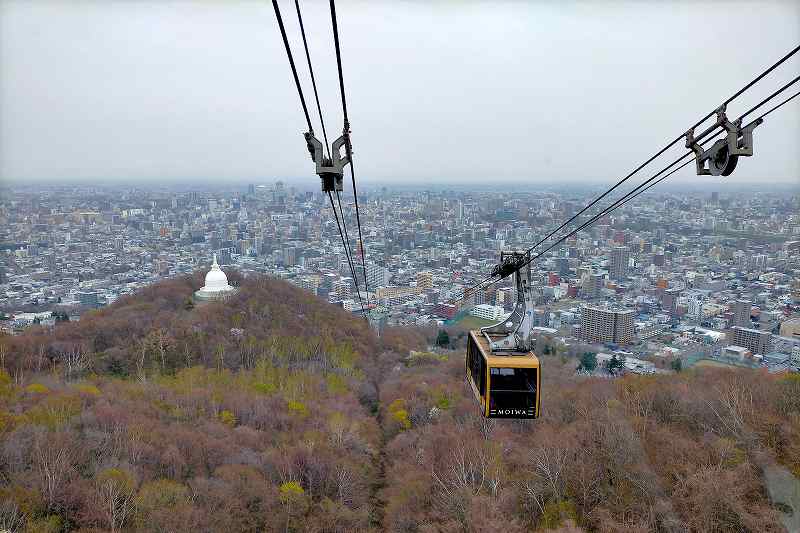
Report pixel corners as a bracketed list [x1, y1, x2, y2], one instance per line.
[0, 275, 798, 532]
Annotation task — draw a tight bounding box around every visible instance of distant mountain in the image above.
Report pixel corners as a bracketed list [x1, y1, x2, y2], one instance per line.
[0, 275, 798, 532]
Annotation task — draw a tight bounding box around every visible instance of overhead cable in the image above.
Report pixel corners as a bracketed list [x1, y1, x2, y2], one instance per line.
[452, 149, 706, 304]
[294, 0, 331, 159]
[518, 44, 800, 265]
[335, 189, 359, 291]
[271, 0, 313, 133]
[457, 86, 800, 303]
[755, 88, 800, 120]
[329, 0, 370, 305]
[738, 75, 800, 122]
[328, 191, 366, 313]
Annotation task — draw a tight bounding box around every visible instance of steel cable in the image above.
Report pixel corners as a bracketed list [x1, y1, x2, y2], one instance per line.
[452, 86, 800, 304]
[271, 0, 313, 133]
[328, 191, 367, 313]
[294, 0, 331, 159]
[517, 45, 800, 267]
[738, 74, 800, 122]
[329, 0, 370, 307]
[335, 188, 360, 297]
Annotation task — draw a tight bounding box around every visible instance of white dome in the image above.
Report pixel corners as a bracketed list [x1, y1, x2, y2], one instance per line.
[193, 254, 237, 302]
[202, 255, 232, 292]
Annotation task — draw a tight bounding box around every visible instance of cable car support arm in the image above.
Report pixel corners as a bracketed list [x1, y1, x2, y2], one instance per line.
[480, 251, 535, 353]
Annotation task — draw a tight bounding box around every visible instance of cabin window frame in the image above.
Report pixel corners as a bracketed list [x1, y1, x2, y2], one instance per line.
[488, 366, 537, 392]
[488, 366, 538, 413]
[467, 335, 486, 397]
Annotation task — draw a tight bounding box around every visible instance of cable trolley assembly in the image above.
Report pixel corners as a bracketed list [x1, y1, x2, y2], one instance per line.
[304, 129, 350, 192]
[685, 105, 763, 176]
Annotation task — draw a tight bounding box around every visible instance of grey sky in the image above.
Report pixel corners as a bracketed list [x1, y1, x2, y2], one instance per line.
[1, 0, 798, 187]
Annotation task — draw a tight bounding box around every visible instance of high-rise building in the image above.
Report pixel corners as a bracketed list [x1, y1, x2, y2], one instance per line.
[416, 271, 433, 290]
[610, 247, 630, 281]
[731, 326, 771, 355]
[321, 273, 337, 290]
[216, 249, 232, 265]
[283, 247, 296, 267]
[733, 300, 752, 328]
[363, 263, 390, 287]
[496, 287, 514, 310]
[661, 287, 681, 316]
[580, 306, 635, 345]
[582, 273, 605, 299]
[748, 254, 767, 272]
[332, 278, 352, 300]
[688, 295, 705, 321]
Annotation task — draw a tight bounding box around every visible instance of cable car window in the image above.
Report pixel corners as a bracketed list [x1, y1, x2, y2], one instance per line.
[467, 338, 486, 396]
[489, 367, 536, 392]
[489, 367, 537, 416]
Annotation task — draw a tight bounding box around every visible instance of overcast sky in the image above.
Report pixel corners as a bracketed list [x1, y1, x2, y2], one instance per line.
[1, 0, 798, 188]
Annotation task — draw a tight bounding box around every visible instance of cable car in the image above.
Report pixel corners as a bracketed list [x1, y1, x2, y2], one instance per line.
[466, 251, 541, 419]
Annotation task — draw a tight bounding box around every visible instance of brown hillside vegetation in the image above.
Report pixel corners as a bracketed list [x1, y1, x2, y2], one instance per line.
[0, 275, 798, 532]
[379, 354, 800, 533]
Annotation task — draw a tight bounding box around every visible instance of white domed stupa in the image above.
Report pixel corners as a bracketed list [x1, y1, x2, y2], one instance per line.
[194, 254, 237, 301]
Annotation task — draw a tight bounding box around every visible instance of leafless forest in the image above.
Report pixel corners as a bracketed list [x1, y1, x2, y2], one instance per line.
[0, 275, 798, 532]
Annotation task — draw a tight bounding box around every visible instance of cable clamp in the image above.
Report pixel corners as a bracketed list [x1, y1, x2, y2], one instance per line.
[304, 130, 350, 192]
[342, 122, 353, 156]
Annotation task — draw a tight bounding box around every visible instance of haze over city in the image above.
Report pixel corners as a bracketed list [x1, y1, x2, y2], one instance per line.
[2, 2, 800, 531]
[1, 0, 799, 185]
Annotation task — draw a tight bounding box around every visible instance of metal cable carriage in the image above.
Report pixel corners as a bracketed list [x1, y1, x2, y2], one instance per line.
[465, 251, 541, 419]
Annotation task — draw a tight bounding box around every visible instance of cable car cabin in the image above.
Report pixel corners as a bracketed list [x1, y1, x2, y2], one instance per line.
[466, 330, 540, 418]
[464, 250, 540, 419]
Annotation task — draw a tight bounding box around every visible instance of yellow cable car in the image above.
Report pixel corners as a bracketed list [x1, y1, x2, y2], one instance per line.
[466, 330, 540, 418]
[465, 251, 541, 419]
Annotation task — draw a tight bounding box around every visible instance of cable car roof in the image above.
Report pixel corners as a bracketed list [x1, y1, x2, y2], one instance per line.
[468, 331, 540, 367]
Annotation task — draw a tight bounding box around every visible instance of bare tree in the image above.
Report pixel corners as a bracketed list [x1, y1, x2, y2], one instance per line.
[33, 433, 74, 510]
[36, 344, 46, 373]
[95, 468, 135, 533]
[0, 341, 8, 372]
[432, 444, 497, 524]
[62, 344, 90, 381]
[522, 445, 570, 515]
[704, 375, 755, 442]
[0, 499, 24, 533]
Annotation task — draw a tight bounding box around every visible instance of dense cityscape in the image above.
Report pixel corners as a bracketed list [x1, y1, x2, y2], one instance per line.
[2, 182, 798, 374]
[2, 0, 799, 529]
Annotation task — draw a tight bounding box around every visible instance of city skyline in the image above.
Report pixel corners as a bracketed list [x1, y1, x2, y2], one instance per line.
[3, 180, 798, 373]
[1, 2, 799, 528]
